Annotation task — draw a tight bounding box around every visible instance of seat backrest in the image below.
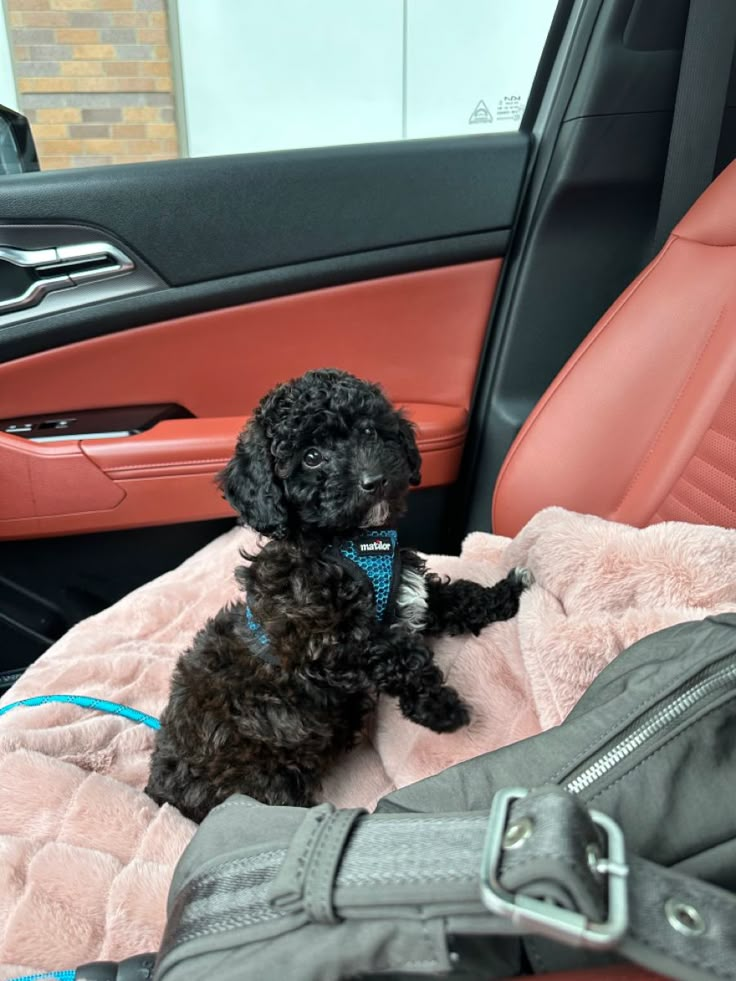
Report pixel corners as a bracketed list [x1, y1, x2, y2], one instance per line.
[493, 159, 736, 537]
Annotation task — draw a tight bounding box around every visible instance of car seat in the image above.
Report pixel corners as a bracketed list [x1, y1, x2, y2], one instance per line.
[493, 158, 736, 536]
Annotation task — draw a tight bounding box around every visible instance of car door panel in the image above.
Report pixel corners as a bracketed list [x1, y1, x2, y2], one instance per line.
[0, 62, 537, 673]
[0, 135, 525, 359]
[0, 134, 518, 545]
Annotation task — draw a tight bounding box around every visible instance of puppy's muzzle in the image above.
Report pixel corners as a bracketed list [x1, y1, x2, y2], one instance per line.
[360, 473, 387, 495]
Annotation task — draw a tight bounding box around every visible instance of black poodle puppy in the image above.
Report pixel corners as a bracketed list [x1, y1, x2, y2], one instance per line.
[146, 369, 531, 822]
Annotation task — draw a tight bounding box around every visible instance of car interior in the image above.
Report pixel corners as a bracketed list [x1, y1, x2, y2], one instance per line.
[3, 0, 734, 685]
[1, 0, 736, 977]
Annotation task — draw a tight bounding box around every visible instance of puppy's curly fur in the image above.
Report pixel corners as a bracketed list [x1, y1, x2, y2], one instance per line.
[146, 369, 530, 822]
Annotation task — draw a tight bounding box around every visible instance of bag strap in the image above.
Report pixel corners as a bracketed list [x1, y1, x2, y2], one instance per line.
[649, 0, 736, 259]
[157, 790, 736, 981]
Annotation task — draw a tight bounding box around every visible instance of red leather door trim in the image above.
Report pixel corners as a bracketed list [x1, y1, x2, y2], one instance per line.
[0, 431, 124, 522]
[0, 261, 500, 420]
[0, 403, 467, 539]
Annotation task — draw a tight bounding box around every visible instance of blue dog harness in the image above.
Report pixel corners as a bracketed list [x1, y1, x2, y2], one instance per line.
[246, 529, 401, 664]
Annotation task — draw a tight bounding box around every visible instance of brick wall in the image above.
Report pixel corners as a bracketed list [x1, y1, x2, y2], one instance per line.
[6, 0, 180, 170]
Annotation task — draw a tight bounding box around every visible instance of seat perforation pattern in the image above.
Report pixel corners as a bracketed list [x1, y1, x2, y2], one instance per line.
[655, 379, 736, 526]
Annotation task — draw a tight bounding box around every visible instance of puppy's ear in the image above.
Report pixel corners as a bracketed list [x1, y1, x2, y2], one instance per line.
[398, 413, 422, 487]
[217, 419, 289, 537]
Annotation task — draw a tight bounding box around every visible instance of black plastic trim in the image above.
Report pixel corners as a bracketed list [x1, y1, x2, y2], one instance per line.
[0, 134, 528, 287]
[522, 0, 578, 131]
[460, 0, 605, 534]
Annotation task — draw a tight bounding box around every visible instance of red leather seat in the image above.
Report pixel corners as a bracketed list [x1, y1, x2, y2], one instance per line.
[493, 159, 736, 538]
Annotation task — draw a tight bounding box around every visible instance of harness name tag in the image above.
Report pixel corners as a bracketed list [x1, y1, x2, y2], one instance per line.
[355, 535, 394, 554]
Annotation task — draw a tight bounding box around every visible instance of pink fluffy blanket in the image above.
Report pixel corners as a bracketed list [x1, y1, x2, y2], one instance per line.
[1, 507, 735, 978]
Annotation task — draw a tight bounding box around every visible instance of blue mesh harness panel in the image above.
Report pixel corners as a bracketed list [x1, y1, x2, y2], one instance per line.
[335, 530, 399, 622]
[246, 530, 400, 664]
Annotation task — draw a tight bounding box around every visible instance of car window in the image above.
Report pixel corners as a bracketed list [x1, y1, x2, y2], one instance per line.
[1, 0, 558, 173]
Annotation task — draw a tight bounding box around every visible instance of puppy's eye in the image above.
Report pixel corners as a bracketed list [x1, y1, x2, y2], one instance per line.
[303, 447, 323, 469]
[361, 425, 375, 438]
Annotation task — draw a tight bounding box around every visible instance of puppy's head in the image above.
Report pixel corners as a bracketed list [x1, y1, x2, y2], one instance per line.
[217, 368, 421, 538]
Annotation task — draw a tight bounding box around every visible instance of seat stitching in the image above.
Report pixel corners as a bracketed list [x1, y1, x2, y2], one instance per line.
[677, 474, 736, 518]
[612, 303, 727, 517]
[708, 425, 736, 442]
[105, 457, 230, 472]
[690, 452, 736, 484]
[665, 488, 709, 523]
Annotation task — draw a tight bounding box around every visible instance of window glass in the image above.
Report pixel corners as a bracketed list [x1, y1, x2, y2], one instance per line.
[0, 0, 558, 172]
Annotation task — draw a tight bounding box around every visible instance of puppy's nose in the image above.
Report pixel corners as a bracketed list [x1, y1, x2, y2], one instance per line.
[360, 473, 386, 494]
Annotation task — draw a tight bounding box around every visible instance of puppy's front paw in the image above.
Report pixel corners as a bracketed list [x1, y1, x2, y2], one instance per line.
[467, 567, 533, 629]
[510, 566, 534, 590]
[494, 566, 534, 615]
[415, 686, 471, 733]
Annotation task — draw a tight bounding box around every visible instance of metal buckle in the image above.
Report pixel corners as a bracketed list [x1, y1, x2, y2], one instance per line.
[480, 788, 629, 949]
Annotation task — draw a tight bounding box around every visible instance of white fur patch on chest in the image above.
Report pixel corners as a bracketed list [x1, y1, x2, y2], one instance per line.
[395, 565, 428, 631]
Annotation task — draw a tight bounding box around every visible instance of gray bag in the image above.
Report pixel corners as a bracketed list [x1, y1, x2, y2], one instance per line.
[154, 614, 736, 981]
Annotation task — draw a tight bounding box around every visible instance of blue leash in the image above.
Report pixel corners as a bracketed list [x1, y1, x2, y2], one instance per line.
[8, 971, 76, 981]
[0, 694, 160, 730]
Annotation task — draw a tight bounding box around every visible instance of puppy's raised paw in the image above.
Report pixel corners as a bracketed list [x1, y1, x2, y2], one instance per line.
[510, 566, 534, 590]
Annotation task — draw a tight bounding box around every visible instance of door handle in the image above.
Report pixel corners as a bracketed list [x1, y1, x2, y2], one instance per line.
[0, 240, 135, 314]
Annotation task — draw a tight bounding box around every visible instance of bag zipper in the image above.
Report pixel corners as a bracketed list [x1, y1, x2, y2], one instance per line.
[565, 655, 736, 795]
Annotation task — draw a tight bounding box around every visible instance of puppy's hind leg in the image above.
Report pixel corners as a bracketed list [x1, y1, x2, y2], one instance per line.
[256, 765, 321, 808]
